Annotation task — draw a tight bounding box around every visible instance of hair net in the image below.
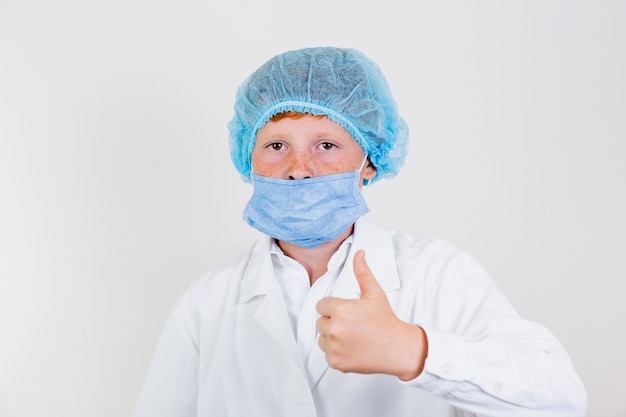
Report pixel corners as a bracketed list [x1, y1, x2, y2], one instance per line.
[227, 46, 409, 184]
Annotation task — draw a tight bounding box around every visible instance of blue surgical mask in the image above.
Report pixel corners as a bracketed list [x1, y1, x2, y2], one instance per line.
[243, 158, 370, 248]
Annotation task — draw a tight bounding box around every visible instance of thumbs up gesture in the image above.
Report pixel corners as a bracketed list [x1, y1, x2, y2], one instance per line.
[315, 250, 428, 381]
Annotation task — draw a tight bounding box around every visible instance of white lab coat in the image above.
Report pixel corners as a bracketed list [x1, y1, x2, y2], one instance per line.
[133, 214, 587, 417]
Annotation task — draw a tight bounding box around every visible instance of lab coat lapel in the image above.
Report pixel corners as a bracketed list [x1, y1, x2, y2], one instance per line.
[306, 214, 401, 389]
[254, 288, 299, 360]
[238, 238, 303, 370]
[333, 214, 401, 301]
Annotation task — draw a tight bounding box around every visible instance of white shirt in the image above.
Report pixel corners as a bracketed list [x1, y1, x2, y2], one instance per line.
[133, 214, 587, 417]
[271, 236, 352, 364]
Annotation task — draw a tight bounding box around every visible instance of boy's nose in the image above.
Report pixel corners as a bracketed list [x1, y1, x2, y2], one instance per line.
[286, 153, 314, 180]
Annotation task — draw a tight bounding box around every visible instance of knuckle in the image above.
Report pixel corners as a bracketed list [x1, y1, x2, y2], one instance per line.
[326, 355, 344, 371]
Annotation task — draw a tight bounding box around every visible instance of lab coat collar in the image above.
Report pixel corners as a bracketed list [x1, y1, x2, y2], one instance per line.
[238, 236, 277, 303]
[335, 213, 401, 297]
[237, 213, 400, 302]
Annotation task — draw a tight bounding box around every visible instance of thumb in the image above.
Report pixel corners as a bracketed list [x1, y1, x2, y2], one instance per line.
[354, 250, 383, 299]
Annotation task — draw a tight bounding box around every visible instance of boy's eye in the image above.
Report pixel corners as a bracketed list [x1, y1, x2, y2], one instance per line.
[321, 142, 335, 150]
[269, 143, 283, 151]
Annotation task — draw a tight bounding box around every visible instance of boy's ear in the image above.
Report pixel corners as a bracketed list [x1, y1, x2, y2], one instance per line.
[364, 160, 377, 180]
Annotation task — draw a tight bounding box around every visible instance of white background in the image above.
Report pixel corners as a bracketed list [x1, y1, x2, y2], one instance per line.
[1, 1, 624, 416]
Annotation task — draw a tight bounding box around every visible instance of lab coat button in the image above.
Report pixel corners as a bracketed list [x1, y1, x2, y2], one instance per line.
[441, 363, 450, 374]
[493, 382, 503, 393]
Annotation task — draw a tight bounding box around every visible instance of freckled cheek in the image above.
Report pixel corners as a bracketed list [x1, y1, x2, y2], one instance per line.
[251, 156, 285, 178]
[253, 166, 278, 177]
[250, 158, 276, 177]
[337, 162, 356, 172]
[250, 151, 272, 176]
[320, 160, 357, 175]
[307, 158, 360, 176]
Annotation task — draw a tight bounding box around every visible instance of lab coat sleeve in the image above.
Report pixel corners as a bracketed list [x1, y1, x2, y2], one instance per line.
[133, 292, 200, 417]
[399, 240, 587, 417]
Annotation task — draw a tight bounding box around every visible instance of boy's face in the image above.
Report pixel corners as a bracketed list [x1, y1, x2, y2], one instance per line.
[251, 114, 376, 186]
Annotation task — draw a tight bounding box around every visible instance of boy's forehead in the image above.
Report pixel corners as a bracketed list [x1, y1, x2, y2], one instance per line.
[255, 113, 358, 143]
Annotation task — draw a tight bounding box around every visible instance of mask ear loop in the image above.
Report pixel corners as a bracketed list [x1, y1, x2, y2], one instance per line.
[358, 155, 370, 196]
[250, 160, 257, 181]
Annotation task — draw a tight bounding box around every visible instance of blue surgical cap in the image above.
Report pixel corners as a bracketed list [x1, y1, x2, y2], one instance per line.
[227, 46, 409, 184]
